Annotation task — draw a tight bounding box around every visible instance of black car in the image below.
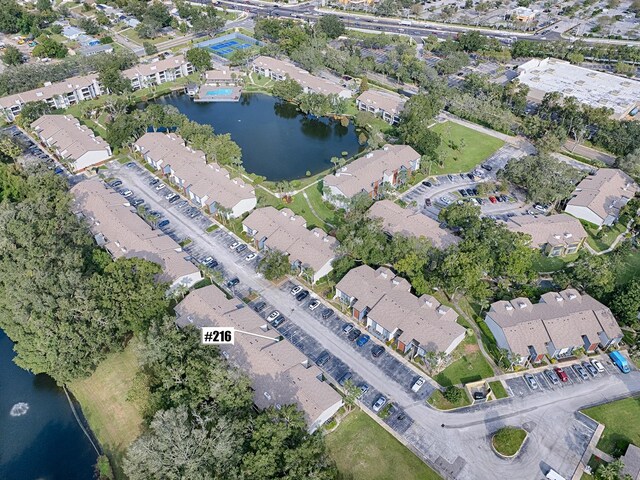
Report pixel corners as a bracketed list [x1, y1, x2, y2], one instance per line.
[205, 259, 218, 268]
[422, 181, 432, 187]
[131, 198, 144, 207]
[465, 188, 474, 196]
[110, 179, 123, 187]
[347, 329, 361, 341]
[272, 316, 286, 327]
[296, 290, 309, 302]
[500, 194, 509, 202]
[235, 244, 247, 253]
[149, 178, 160, 186]
[254, 302, 267, 312]
[321, 308, 333, 319]
[467, 173, 474, 180]
[473, 391, 486, 400]
[459, 189, 468, 197]
[226, 278, 240, 287]
[316, 351, 330, 366]
[371, 345, 385, 358]
[168, 195, 180, 204]
[481, 163, 492, 171]
[338, 372, 352, 386]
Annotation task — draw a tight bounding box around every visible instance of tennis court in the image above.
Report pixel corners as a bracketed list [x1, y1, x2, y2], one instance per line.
[207, 39, 254, 57]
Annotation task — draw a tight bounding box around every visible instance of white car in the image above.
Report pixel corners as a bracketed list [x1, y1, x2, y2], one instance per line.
[122, 189, 133, 198]
[290, 285, 303, 296]
[308, 300, 320, 311]
[372, 395, 387, 412]
[591, 359, 605, 373]
[165, 191, 175, 199]
[155, 183, 166, 191]
[245, 253, 257, 261]
[267, 310, 280, 322]
[524, 373, 539, 390]
[411, 376, 426, 393]
[440, 197, 452, 206]
[229, 241, 240, 250]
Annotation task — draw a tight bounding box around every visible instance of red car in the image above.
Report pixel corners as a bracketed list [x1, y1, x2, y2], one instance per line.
[489, 196, 497, 204]
[554, 367, 568, 382]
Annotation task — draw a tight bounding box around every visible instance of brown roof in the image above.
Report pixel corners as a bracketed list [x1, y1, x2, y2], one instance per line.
[204, 69, 234, 82]
[324, 145, 420, 198]
[134, 133, 255, 210]
[122, 54, 189, 79]
[504, 213, 587, 248]
[175, 286, 342, 425]
[335, 265, 411, 314]
[487, 289, 623, 358]
[567, 169, 637, 221]
[368, 200, 459, 249]
[356, 89, 405, 115]
[71, 179, 200, 286]
[0, 74, 99, 109]
[243, 207, 337, 273]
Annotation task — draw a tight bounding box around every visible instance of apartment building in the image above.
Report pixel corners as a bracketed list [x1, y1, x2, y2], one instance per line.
[123, 55, 193, 91]
[485, 289, 623, 366]
[504, 213, 587, 257]
[71, 179, 202, 290]
[175, 285, 343, 432]
[252, 56, 352, 99]
[0, 74, 103, 121]
[565, 169, 637, 227]
[31, 114, 112, 172]
[368, 200, 459, 249]
[242, 207, 338, 283]
[323, 145, 421, 207]
[134, 132, 257, 218]
[335, 265, 466, 357]
[356, 89, 406, 125]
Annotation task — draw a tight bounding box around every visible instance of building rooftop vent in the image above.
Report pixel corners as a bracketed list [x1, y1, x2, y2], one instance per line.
[505, 304, 514, 311]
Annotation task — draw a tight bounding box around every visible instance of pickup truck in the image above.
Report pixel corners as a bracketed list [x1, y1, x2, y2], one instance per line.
[610, 350, 630, 373]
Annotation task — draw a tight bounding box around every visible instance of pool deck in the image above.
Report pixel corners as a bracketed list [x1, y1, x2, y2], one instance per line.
[194, 85, 243, 103]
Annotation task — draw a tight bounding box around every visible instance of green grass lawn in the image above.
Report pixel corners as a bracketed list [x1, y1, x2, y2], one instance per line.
[433, 333, 494, 387]
[582, 396, 640, 456]
[613, 247, 640, 287]
[326, 410, 442, 480]
[532, 252, 580, 273]
[69, 342, 145, 479]
[489, 380, 508, 399]
[492, 427, 527, 456]
[426, 121, 504, 175]
[427, 388, 471, 410]
[582, 221, 627, 252]
[120, 28, 171, 45]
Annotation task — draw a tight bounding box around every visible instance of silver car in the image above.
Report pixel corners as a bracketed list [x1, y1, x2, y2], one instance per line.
[545, 369, 560, 386]
[524, 373, 538, 390]
[372, 395, 387, 412]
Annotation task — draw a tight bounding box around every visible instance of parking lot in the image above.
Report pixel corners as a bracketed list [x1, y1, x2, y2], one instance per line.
[504, 356, 631, 398]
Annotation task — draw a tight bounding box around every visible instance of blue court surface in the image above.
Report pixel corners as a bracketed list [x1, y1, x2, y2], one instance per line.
[207, 39, 254, 57]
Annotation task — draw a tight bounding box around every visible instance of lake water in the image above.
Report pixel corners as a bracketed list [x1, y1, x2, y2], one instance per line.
[151, 92, 364, 181]
[0, 329, 98, 480]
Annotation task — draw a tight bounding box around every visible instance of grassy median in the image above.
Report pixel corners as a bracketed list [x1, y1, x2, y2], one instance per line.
[492, 427, 527, 456]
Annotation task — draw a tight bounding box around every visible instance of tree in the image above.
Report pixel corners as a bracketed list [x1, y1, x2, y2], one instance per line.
[616, 148, 640, 181]
[258, 249, 291, 280]
[78, 18, 100, 35]
[359, 76, 369, 94]
[398, 92, 445, 158]
[271, 77, 303, 101]
[16, 100, 51, 127]
[186, 47, 212, 72]
[36, 0, 51, 11]
[342, 379, 360, 411]
[317, 15, 345, 39]
[443, 386, 464, 403]
[98, 66, 132, 95]
[190, 6, 224, 36]
[32, 37, 68, 58]
[595, 459, 630, 480]
[611, 280, 640, 326]
[2, 45, 23, 66]
[556, 254, 616, 299]
[106, 112, 147, 149]
[439, 202, 482, 231]
[143, 41, 158, 56]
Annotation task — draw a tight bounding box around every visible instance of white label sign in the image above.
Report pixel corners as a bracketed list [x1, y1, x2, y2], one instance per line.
[202, 327, 235, 345]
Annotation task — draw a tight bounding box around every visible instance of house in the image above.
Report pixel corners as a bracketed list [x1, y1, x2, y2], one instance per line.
[516, 58, 640, 120]
[485, 289, 623, 366]
[79, 44, 114, 57]
[31, 114, 112, 172]
[123, 55, 193, 91]
[504, 213, 587, 257]
[175, 285, 343, 432]
[323, 145, 421, 206]
[509, 6, 537, 23]
[335, 265, 466, 357]
[368, 200, 459, 249]
[77, 34, 101, 47]
[565, 169, 637, 227]
[0, 74, 103, 121]
[242, 207, 338, 283]
[356, 89, 406, 125]
[134, 132, 256, 218]
[252, 56, 352, 99]
[62, 26, 84, 40]
[71, 179, 202, 290]
[204, 69, 237, 85]
[621, 444, 640, 480]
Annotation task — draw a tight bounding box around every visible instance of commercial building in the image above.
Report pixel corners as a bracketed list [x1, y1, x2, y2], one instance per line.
[0, 74, 103, 121]
[516, 58, 640, 120]
[123, 55, 193, 91]
[565, 169, 637, 227]
[509, 6, 537, 23]
[175, 285, 343, 432]
[368, 200, 459, 249]
[356, 89, 406, 125]
[504, 213, 587, 257]
[485, 289, 623, 366]
[242, 207, 338, 283]
[31, 114, 112, 172]
[71, 179, 202, 290]
[134, 132, 256, 218]
[252, 56, 352, 99]
[335, 266, 466, 357]
[323, 145, 420, 206]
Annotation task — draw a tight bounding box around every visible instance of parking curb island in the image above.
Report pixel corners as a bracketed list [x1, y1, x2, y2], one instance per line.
[490, 428, 528, 459]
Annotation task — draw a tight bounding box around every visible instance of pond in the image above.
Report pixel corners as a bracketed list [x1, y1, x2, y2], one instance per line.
[0, 329, 98, 480]
[150, 92, 364, 181]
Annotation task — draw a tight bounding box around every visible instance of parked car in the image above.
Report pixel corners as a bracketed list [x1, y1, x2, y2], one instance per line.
[422, 181, 432, 187]
[229, 241, 240, 250]
[245, 253, 257, 261]
[358, 383, 369, 398]
[126, 162, 136, 168]
[447, 174, 455, 182]
[338, 372, 352, 386]
[149, 178, 159, 186]
[267, 310, 280, 322]
[473, 391, 486, 400]
[110, 179, 123, 187]
[290, 285, 303, 296]
[348, 329, 361, 341]
[554, 367, 569, 382]
[534, 204, 548, 212]
[459, 189, 468, 197]
[272, 316, 286, 328]
[131, 198, 144, 207]
[202, 256, 215, 265]
[254, 302, 266, 312]
[165, 191, 175, 200]
[356, 334, 370, 347]
[524, 373, 538, 390]
[235, 244, 247, 253]
[155, 183, 166, 191]
[342, 323, 354, 334]
[573, 364, 589, 380]
[168, 195, 179, 204]
[316, 351, 330, 366]
[371, 345, 385, 358]
[583, 361, 598, 377]
[424, 198, 432, 207]
[121, 189, 133, 198]
[465, 188, 474, 196]
[411, 376, 426, 393]
[372, 395, 387, 412]
[308, 300, 320, 311]
[295, 290, 309, 302]
[489, 196, 497, 203]
[158, 219, 170, 228]
[481, 163, 492, 171]
[591, 359, 605, 373]
[226, 278, 240, 288]
[545, 369, 560, 385]
[321, 308, 333, 319]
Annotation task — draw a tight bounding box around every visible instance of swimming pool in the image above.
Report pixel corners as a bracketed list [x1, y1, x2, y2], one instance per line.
[206, 88, 234, 96]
